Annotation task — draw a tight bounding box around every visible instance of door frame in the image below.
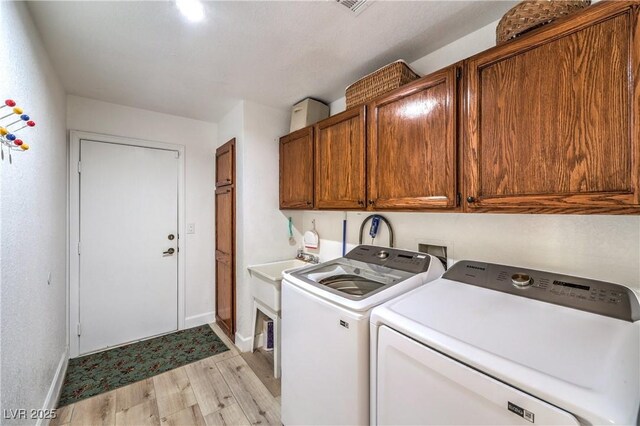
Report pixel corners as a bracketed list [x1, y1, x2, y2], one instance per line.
[68, 130, 186, 357]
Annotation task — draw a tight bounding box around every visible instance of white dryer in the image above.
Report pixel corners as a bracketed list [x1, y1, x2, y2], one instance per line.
[281, 245, 445, 426]
[370, 260, 640, 425]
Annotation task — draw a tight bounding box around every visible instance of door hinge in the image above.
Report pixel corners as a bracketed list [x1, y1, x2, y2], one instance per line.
[456, 193, 461, 207]
[77, 242, 81, 255]
[175, 151, 180, 159]
[77, 323, 81, 336]
[456, 68, 462, 79]
[77, 161, 82, 174]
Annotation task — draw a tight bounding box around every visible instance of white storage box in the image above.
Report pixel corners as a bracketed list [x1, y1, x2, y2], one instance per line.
[290, 98, 329, 132]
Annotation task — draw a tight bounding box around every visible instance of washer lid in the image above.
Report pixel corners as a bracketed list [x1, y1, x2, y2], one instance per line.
[371, 276, 640, 425]
[292, 258, 412, 301]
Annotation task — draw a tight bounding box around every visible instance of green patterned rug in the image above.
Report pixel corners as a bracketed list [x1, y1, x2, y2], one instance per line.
[58, 324, 229, 407]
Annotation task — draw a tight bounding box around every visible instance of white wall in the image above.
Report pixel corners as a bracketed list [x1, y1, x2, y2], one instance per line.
[217, 101, 301, 349]
[315, 17, 640, 291]
[67, 96, 218, 324]
[0, 1, 68, 420]
[302, 211, 640, 290]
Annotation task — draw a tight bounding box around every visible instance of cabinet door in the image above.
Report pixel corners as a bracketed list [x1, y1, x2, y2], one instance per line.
[215, 138, 235, 341]
[465, 2, 640, 214]
[368, 67, 458, 210]
[315, 107, 366, 209]
[215, 185, 235, 339]
[280, 127, 314, 209]
[216, 138, 235, 187]
[215, 251, 234, 338]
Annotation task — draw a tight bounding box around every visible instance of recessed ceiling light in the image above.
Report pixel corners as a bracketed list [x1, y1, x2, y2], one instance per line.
[176, 0, 205, 22]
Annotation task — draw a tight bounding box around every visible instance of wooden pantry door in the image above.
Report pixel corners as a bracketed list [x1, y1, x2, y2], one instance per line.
[215, 139, 236, 341]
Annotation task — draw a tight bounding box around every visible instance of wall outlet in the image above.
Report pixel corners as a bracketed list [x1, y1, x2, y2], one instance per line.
[187, 223, 195, 234]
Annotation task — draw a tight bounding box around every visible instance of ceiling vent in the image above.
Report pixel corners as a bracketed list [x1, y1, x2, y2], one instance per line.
[335, 0, 371, 16]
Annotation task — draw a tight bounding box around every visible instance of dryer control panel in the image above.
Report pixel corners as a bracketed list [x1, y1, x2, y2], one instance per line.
[345, 245, 432, 274]
[443, 261, 640, 322]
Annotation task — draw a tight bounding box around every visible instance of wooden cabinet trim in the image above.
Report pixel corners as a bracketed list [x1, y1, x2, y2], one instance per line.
[631, 2, 640, 206]
[316, 106, 363, 130]
[467, 1, 638, 67]
[280, 125, 314, 144]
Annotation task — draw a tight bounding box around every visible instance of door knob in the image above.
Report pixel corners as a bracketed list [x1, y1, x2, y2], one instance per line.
[163, 248, 175, 255]
[467, 196, 476, 203]
[168, 234, 175, 240]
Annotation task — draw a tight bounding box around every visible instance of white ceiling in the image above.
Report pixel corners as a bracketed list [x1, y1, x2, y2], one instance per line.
[27, 1, 515, 123]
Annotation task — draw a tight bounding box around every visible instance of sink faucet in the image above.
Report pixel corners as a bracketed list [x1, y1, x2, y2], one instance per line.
[297, 249, 319, 264]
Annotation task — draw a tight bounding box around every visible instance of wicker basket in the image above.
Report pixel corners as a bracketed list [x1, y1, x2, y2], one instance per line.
[496, 0, 591, 45]
[345, 60, 420, 109]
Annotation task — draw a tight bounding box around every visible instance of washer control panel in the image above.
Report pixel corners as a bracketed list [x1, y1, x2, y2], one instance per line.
[345, 245, 432, 274]
[443, 260, 640, 322]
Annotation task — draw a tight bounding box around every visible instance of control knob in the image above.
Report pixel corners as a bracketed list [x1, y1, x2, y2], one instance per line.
[376, 250, 389, 259]
[511, 273, 532, 288]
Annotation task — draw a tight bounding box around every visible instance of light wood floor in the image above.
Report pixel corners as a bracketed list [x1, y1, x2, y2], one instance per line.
[51, 323, 281, 426]
[240, 349, 280, 398]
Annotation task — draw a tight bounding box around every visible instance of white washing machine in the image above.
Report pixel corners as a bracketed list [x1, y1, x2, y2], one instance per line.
[370, 260, 640, 425]
[281, 245, 445, 426]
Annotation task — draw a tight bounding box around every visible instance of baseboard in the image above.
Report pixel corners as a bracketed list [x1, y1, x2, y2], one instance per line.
[234, 331, 253, 352]
[184, 311, 216, 329]
[38, 346, 69, 426]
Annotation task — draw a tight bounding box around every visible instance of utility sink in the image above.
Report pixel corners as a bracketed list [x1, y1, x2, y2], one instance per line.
[247, 259, 308, 379]
[248, 259, 308, 284]
[248, 259, 309, 313]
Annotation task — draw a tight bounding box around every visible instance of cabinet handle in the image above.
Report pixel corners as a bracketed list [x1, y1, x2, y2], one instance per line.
[467, 196, 476, 203]
[226, 178, 231, 182]
[306, 201, 312, 206]
[369, 200, 375, 205]
[358, 200, 364, 206]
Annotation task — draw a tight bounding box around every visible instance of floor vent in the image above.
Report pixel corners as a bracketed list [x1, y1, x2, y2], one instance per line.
[335, 0, 371, 16]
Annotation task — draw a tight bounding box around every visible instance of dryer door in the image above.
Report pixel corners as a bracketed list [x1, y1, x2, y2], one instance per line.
[375, 326, 580, 425]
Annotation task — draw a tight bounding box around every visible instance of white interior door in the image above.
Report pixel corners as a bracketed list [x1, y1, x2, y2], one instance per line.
[79, 140, 179, 354]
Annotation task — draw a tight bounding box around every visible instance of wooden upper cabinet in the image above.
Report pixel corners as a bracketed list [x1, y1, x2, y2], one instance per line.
[315, 107, 366, 209]
[280, 126, 314, 209]
[368, 66, 459, 210]
[216, 139, 235, 187]
[465, 1, 640, 213]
